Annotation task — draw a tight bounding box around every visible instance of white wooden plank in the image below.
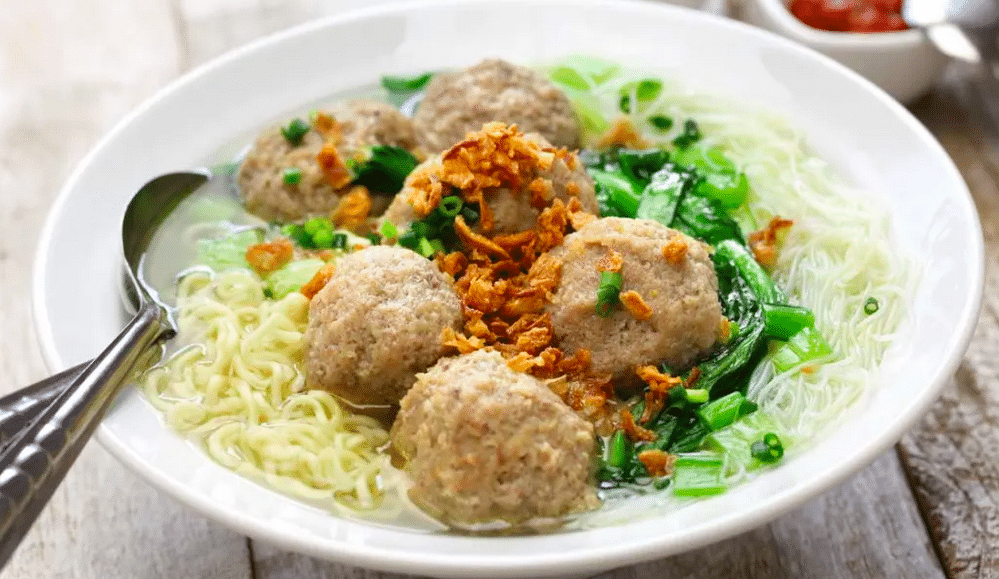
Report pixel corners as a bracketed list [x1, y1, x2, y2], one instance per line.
[0, 0, 254, 576]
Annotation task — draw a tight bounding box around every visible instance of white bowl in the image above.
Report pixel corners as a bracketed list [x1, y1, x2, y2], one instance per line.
[32, 0, 982, 577]
[742, 0, 950, 102]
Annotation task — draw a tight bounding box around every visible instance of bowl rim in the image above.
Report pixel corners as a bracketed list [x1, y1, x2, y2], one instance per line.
[30, 0, 983, 576]
[750, 0, 927, 47]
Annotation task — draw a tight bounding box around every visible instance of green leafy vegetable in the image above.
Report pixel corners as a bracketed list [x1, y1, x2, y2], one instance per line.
[381, 72, 434, 92]
[349, 146, 418, 194]
[672, 454, 726, 497]
[771, 326, 833, 373]
[381, 71, 434, 108]
[673, 146, 749, 209]
[548, 56, 620, 90]
[762, 303, 815, 340]
[196, 229, 263, 272]
[266, 258, 324, 299]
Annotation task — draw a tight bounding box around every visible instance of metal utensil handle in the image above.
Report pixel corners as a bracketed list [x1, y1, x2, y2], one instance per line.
[0, 362, 89, 453]
[0, 303, 164, 566]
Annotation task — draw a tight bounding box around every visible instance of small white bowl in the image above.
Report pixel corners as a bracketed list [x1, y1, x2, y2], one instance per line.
[742, 0, 950, 102]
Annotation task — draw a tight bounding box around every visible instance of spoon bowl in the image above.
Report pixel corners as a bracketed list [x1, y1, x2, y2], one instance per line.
[0, 170, 210, 569]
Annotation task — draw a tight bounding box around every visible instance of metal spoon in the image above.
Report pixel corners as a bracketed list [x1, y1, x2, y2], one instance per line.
[903, 0, 999, 62]
[0, 170, 210, 567]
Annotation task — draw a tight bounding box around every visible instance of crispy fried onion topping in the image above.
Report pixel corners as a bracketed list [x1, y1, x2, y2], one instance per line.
[405, 122, 573, 233]
[662, 234, 689, 266]
[300, 262, 337, 300]
[245, 238, 294, 277]
[314, 113, 353, 189]
[596, 117, 650, 149]
[748, 216, 793, 269]
[620, 290, 653, 320]
[637, 449, 676, 477]
[331, 186, 372, 233]
[435, 193, 617, 425]
[635, 365, 684, 424]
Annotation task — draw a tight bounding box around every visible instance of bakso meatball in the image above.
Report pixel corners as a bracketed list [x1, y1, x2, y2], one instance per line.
[304, 245, 462, 407]
[391, 349, 600, 525]
[239, 100, 418, 222]
[547, 217, 722, 380]
[381, 129, 598, 235]
[414, 59, 581, 153]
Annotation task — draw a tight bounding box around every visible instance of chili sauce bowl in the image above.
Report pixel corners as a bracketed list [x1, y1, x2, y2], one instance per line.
[742, 0, 950, 102]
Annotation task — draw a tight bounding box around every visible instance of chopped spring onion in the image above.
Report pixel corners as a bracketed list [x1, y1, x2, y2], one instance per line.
[312, 229, 333, 249]
[397, 229, 419, 250]
[672, 119, 702, 149]
[618, 79, 663, 114]
[280, 118, 310, 146]
[672, 454, 727, 497]
[648, 115, 674, 131]
[410, 220, 433, 239]
[864, 297, 879, 315]
[416, 237, 436, 258]
[595, 270, 624, 317]
[303, 217, 330, 236]
[380, 220, 398, 240]
[771, 326, 834, 373]
[330, 232, 348, 250]
[635, 79, 663, 101]
[762, 303, 815, 340]
[750, 433, 784, 463]
[438, 195, 463, 218]
[460, 204, 480, 225]
[282, 167, 303, 185]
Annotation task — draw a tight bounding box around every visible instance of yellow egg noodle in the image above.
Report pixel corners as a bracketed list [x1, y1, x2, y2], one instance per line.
[141, 269, 405, 514]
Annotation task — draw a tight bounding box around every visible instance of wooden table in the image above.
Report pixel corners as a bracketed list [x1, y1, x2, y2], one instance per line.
[1, 1, 995, 577]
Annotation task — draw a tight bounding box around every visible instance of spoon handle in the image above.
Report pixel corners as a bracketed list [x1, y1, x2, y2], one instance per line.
[0, 362, 89, 453]
[0, 303, 164, 566]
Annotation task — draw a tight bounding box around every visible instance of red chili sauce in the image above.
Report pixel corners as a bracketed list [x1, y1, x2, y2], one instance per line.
[788, 0, 909, 32]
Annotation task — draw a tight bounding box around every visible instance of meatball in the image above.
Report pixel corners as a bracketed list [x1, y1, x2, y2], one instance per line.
[414, 59, 580, 153]
[239, 100, 417, 222]
[391, 349, 600, 526]
[381, 131, 598, 235]
[547, 217, 722, 380]
[304, 245, 462, 406]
